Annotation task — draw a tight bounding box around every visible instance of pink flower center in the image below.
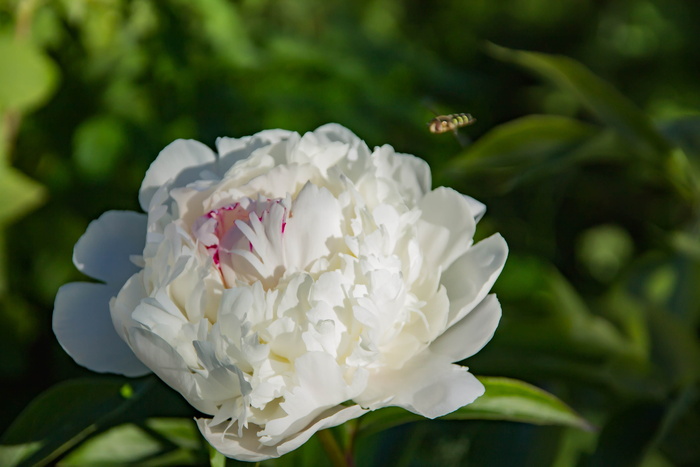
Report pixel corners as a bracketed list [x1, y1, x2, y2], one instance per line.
[191, 198, 289, 285]
[198, 203, 249, 266]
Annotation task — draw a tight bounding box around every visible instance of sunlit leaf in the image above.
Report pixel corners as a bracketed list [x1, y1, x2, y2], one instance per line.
[60, 418, 204, 466]
[0, 166, 47, 226]
[486, 43, 672, 156]
[447, 377, 592, 428]
[357, 377, 591, 439]
[0, 36, 59, 112]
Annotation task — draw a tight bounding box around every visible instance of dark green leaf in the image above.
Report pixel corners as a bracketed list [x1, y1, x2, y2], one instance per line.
[583, 403, 664, 467]
[658, 116, 700, 161]
[486, 43, 672, 156]
[0, 377, 156, 467]
[444, 115, 596, 193]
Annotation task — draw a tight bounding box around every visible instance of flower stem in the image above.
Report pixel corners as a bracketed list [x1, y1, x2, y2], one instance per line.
[317, 429, 348, 467]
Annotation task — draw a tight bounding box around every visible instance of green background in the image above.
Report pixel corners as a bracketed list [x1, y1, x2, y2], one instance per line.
[1, 0, 700, 465]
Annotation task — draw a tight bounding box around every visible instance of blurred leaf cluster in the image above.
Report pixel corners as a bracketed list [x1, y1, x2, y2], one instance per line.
[1, 0, 700, 465]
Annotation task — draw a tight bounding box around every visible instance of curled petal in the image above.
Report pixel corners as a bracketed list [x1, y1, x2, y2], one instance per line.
[53, 282, 149, 376]
[198, 404, 367, 462]
[356, 352, 484, 419]
[139, 139, 218, 211]
[441, 233, 508, 328]
[430, 294, 502, 362]
[73, 211, 146, 285]
[463, 195, 486, 222]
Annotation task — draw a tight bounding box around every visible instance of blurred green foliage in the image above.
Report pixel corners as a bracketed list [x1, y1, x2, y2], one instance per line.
[1, 0, 700, 465]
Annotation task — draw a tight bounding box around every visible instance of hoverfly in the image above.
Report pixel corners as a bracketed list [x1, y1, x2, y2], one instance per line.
[428, 113, 476, 135]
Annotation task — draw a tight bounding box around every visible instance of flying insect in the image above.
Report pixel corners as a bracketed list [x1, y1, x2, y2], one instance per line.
[427, 113, 476, 135]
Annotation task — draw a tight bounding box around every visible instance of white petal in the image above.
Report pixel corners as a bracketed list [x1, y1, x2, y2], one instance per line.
[356, 352, 484, 419]
[313, 123, 363, 145]
[198, 404, 367, 462]
[127, 327, 215, 414]
[430, 294, 502, 362]
[463, 195, 486, 222]
[441, 233, 508, 328]
[284, 183, 343, 272]
[417, 187, 477, 271]
[139, 139, 217, 211]
[264, 352, 366, 440]
[216, 129, 294, 173]
[73, 211, 146, 285]
[375, 150, 432, 205]
[53, 282, 149, 376]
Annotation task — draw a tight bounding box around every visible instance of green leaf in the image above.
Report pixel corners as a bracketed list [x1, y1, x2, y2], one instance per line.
[0, 377, 156, 467]
[0, 166, 47, 226]
[486, 43, 672, 156]
[0, 36, 59, 112]
[357, 377, 592, 439]
[494, 256, 642, 362]
[446, 377, 592, 429]
[60, 418, 205, 466]
[444, 115, 596, 192]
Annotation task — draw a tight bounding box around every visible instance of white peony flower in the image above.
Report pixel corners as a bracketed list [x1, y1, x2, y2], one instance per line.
[53, 124, 508, 461]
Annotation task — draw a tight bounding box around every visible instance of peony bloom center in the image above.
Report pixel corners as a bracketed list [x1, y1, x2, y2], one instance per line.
[192, 196, 291, 289]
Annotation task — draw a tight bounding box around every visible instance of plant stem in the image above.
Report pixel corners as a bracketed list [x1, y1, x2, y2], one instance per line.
[317, 429, 348, 467]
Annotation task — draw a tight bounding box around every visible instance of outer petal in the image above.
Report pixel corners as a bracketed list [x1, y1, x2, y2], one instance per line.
[417, 187, 477, 271]
[264, 352, 367, 441]
[430, 294, 502, 362]
[127, 327, 215, 414]
[53, 282, 149, 376]
[356, 352, 484, 419]
[313, 123, 364, 145]
[463, 195, 486, 222]
[198, 404, 367, 462]
[139, 139, 217, 211]
[441, 233, 508, 328]
[73, 211, 146, 285]
[216, 129, 295, 174]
